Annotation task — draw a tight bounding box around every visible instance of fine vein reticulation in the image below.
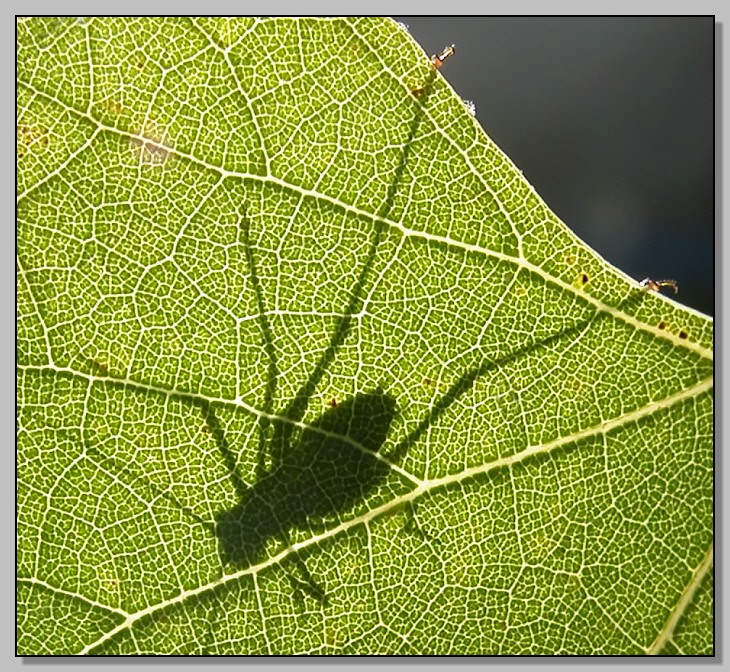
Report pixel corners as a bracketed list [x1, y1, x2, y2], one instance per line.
[17, 17, 713, 656]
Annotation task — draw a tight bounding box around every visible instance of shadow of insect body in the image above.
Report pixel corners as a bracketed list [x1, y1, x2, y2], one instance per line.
[215, 390, 396, 569]
[208, 60, 442, 598]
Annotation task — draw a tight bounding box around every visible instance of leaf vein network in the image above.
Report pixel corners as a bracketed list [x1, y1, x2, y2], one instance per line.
[16, 79, 711, 361]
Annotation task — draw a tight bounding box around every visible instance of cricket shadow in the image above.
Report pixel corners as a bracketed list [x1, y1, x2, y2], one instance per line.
[206, 69, 442, 583]
[213, 390, 396, 569]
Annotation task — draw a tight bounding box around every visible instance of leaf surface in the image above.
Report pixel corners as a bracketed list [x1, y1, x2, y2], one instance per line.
[17, 16, 713, 655]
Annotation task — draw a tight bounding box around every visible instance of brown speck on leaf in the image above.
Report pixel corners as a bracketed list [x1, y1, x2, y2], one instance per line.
[581, 274, 589, 285]
[327, 397, 338, 409]
[679, 330, 688, 340]
[88, 358, 109, 375]
[658, 321, 666, 330]
[565, 255, 575, 265]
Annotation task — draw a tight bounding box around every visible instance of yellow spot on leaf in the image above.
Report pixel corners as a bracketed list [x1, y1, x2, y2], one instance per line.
[214, 18, 235, 47]
[565, 376, 581, 392]
[106, 100, 125, 115]
[17, 123, 51, 160]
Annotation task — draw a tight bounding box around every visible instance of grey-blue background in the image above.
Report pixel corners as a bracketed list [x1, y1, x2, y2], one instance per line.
[395, 16, 714, 316]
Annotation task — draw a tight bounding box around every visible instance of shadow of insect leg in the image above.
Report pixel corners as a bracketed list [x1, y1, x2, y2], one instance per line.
[278, 528, 328, 607]
[403, 500, 437, 544]
[237, 204, 279, 476]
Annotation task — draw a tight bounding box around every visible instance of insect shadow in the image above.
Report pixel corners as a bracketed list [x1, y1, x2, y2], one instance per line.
[200, 205, 397, 600]
[199, 67, 443, 592]
[85, 64, 444, 612]
[79, 56, 665, 630]
[209, 390, 397, 569]
[81, 277, 668, 651]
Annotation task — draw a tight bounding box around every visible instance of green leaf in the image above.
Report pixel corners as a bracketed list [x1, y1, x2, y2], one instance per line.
[17, 17, 713, 655]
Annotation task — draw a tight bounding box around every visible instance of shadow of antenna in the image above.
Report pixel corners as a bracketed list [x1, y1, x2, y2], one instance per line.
[386, 288, 650, 468]
[267, 65, 440, 455]
[206, 65, 442, 597]
[238, 209, 278, 479]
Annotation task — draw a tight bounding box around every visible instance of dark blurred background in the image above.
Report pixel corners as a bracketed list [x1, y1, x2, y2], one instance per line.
[394, 17, 714, 316]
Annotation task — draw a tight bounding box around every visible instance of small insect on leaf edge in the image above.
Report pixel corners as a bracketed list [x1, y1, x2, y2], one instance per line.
[431, 44, 455, 69]
[639, 277, 679, 295]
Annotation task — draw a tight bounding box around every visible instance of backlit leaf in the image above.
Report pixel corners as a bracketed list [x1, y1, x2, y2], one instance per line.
[17, 17, 713, 655]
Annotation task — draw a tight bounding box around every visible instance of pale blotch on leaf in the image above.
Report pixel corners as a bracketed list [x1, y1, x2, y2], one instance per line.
[130, 118, 174, 166]
[106, 100, 125, 116]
